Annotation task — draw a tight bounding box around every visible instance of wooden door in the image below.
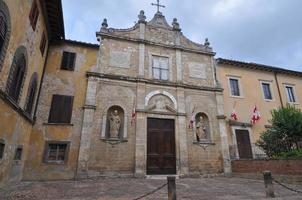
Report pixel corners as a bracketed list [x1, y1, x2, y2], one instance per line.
[147, 118, 176, 175]
[235, 129, 253, 159]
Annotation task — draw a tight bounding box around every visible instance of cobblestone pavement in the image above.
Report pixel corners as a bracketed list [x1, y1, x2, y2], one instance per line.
[0, 177, 301, 200]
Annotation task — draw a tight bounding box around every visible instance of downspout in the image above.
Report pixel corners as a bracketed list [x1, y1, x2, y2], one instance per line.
[33, 43, 50, 121]
[274, 71, 284, 108]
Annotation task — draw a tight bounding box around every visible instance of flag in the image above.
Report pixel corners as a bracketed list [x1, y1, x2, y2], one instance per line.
[231, 109, 238, 121]
[131, 101, 136, 126]
[189, 105, 195, 129]
[251, 105, 260, 124]
[230, 101, 238, 121]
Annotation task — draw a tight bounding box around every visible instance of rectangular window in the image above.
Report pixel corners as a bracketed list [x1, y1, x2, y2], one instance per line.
[0, 140, 5, 160]
[29, 0, 39, 30]
[229, 78, 240, 96]
[44, 142, 69, 164]
[286, 86, 296, 103]
[262, 83, 272, 100]
[152, 56, 169, 81]
[61, 51, 76, 71]
[48, 95, 74, 124]
[40, 32, 47, 56]
[14, 146, 23, 161]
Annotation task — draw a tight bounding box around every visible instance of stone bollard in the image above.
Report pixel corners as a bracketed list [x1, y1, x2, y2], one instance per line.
[263, 171, 275, 198]
[167, 176, 177, 200]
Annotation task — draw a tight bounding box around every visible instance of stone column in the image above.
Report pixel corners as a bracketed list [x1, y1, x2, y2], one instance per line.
[135, 82, 146, 177]
[134, 112, 147, 177]
[176, 87, 189, 176]
[76, 76, 98, 178]
[215, 91, 232, 176]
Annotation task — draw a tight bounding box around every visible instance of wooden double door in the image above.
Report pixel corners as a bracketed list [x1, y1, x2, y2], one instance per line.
[147, 118, 176, 175]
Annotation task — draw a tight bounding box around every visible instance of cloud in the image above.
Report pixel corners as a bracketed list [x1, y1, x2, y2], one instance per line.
[61, 0, 302, 71]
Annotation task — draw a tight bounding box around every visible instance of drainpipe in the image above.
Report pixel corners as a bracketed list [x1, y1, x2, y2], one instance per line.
[274, 71, 284, 108]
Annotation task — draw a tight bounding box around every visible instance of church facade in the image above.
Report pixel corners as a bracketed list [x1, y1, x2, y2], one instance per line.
[0, 0, 301, 185]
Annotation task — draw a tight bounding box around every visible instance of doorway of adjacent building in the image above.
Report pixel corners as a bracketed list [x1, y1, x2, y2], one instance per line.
[235, 129, 253, 159]
[147, 118, 176, 175]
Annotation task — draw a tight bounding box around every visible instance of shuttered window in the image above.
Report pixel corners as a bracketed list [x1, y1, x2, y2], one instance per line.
[7, 54, 27, 102]
[48, 95, 74, 124]
[61, 51, 76, 71]
[14, 146, 23, 160]
[0, 140, 4, 160]
[44, 142, 69, 164]
[25, 73, 38, 115]
[0, 11, 7, 55]
[29, 0, 39, 30]
[40, 32, 46, 56]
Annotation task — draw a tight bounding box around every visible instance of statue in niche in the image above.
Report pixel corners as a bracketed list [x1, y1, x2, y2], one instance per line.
[109, 110, 121, 138]
[196, 116, 207, 141]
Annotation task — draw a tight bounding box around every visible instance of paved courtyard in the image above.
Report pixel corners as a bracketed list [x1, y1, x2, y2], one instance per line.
[0, 177, 301, 200]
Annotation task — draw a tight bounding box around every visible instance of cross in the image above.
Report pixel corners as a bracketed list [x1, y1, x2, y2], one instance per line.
[151, 0, 165, 13]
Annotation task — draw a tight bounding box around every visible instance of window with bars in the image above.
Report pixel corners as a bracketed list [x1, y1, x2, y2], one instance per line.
[286, 86, 296, 103]
[29, 0, 39, 30]
[0, 140, 4, 160]
[40, 32, 46, 56]
[48, 95, 74, 124]
[44, 142, 69, 163]
[229, 78, 240, 96]
[14, 146, 23, 161]
[152, 56, 169, 81]
[61, 51, 76, 71]
[262, 83, 272, 100]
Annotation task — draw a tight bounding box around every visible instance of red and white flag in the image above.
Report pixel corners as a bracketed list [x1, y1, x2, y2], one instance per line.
[230, 101, 238, 121]
[231, 109, 238, 121]
[131, 101, 136, 126]
[189, 106, 195, 129]
[251, 105, 260, 124]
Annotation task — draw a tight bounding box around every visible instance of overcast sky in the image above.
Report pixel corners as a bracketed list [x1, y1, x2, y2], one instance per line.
[62, 0, 302, 71]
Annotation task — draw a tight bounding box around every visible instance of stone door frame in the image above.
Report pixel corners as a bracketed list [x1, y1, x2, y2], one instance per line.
[135, 112, 189, 177]
[231, 126, 256, 159]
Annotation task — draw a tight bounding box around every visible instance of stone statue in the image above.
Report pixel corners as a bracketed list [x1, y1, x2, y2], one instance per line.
[196, 116, 206, 141]
[109, 110, 121, 138]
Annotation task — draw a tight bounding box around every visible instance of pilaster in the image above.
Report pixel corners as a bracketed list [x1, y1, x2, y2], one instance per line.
[76, 76, 98, 178]
[215, 91, 232, 176]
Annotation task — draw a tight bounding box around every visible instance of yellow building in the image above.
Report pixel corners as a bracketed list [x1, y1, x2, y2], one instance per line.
[217, 58, 302, 159]
[0, 0, 301, 185]
[0, 0, 64, 185]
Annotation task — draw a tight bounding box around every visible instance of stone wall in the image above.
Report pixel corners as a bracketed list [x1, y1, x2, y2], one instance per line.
[232, 160, 302, 175]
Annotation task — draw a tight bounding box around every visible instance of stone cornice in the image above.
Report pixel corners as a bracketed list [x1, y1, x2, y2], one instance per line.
[97, 33, 216, 56]
[86, 72, 224, 92]
[136, 108, 186, 116]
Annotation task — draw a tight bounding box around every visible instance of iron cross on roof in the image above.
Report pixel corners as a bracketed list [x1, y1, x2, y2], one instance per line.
[151, 0, 165, 13]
